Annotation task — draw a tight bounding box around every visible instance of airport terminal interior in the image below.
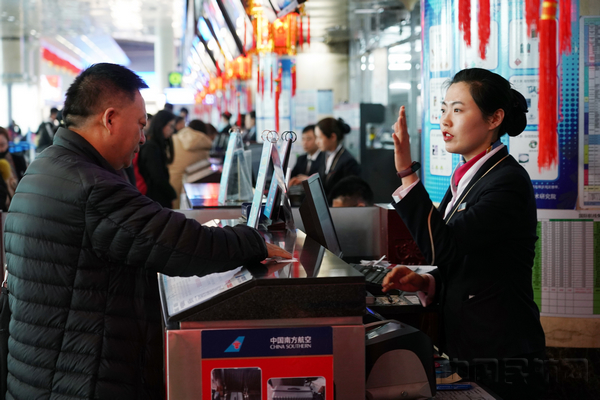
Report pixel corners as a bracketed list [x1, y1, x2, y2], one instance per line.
[2, 0, 600, 399]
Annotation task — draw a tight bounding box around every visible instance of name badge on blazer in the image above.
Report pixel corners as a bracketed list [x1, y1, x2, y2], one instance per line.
[457, 202, 467, 212]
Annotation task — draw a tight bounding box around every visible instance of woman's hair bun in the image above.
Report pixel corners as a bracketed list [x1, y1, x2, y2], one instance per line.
[505, 89, 528, 137]
[337, 118, 351, 134]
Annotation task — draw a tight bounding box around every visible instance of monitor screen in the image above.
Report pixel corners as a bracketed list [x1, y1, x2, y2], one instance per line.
[300, 174, 343, 258]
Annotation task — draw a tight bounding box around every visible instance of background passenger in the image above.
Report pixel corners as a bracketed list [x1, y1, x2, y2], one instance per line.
[169, 119, 213, 208]
[138, 109, 177, 208]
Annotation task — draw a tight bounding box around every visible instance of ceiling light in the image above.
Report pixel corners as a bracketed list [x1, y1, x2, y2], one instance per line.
[389, 82, 411, 90]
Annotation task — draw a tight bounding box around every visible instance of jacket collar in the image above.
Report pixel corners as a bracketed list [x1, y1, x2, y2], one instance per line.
[53, 127, 119, 176]
[439, 146, 510, 214]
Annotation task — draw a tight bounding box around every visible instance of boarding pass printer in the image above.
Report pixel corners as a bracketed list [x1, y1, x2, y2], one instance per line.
[365, 320, 435, 400]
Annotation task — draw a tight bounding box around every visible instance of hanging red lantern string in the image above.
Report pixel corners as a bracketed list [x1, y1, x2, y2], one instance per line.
[538, 0, 558, 171]
[307, 15, 311, 46]
[299, 15, 304, 48]
[274, 63, 282, 132]
[478, 0, 490, 59]
[237, 91, 242, 127]
[559, 0, 571, 54]
[257, 69, 261, 99]
[246, 86, 253, 113]
[261, 66, 265, 98]
[458, 0, 471, 47]
[270, 65, 274, 96]
[291, 62, 296, 97]
[525, 0, 540, 35]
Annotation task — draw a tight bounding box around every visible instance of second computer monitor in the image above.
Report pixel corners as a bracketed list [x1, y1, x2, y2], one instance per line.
[300, 174, 343, 258]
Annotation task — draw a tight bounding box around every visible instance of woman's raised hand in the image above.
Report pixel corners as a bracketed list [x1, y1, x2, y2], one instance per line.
[393, 106, 412, 171]
[392, 106, 418, 186]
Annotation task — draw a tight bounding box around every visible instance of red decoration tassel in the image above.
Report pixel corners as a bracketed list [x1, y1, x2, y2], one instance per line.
[559, 0, 571, 54]
[538, 0, 558, 171]
[478, 0, 490, 59]
[299, 15, 304, 48]
[257, 69, 261, 99]
[307, 15, 311, 46]
[275, 64, 282, 132]
[246, 86, 252, 113]
[237, 92, 242, 127]
[526, 0, 541, 36]
[458, 0, 471, 47]
[291, 64, 296, 97]
[270, 67, 274, 95]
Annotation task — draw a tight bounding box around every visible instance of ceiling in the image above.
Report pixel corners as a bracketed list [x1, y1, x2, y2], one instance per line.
[0, 0, 408, 72]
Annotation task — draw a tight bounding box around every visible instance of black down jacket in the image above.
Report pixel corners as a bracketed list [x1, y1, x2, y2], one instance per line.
[4, 128, 268, 400]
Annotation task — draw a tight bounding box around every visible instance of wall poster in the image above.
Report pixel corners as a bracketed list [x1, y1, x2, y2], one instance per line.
[421, 0, 580, 209]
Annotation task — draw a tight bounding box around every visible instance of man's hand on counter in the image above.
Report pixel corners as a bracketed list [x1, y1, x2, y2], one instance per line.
[382, 265, 429, 293]
[265, 242, 293, 260]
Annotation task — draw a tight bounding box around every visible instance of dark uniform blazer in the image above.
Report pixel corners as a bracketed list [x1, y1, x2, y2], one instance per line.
[291, 151, 324, 178]
[393, 147, 545, 362]
[318, 147, 361, 196]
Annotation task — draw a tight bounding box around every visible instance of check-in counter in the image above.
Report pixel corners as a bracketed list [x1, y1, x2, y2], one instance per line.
[160, 229, 366, 400]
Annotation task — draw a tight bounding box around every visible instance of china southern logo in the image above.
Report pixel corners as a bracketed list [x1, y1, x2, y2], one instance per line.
[225, 336, 245, 352]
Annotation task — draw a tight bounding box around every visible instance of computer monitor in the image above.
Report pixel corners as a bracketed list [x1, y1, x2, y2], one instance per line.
[300, 174, 343, 258]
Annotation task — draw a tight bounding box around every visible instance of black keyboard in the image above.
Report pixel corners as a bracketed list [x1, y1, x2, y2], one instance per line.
[350, 263, 391, 295]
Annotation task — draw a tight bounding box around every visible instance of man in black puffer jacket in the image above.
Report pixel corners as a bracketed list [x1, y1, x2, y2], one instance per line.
[4, 63, 289, 400]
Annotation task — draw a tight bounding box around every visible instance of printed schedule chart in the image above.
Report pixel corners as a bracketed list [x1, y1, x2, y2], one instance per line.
[533, 211, 600, 317]
[580, 17, 600, 207]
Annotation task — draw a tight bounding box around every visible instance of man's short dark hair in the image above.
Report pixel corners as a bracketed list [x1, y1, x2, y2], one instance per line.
[62, 63, 148, 128]
[329, 176, 374, 206]
[179, 107, 189, 115]
[50, 107, 59, 116]
[188, 119, 206, 133]
[302, 124, 315, 134]
[249, 111, 256, 120]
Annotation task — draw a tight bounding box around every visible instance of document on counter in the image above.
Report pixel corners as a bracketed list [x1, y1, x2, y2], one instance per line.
[406, 265, 438, 274]
[433, 382, 498, 399]
[161, 267, 252, 316]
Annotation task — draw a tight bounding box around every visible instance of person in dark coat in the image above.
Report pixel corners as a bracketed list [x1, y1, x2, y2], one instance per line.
[0, 127, 27, 182]
[4, 63, 290, 400]
[35, 107, 59, 153]
[383, 68, 546, 399]
[138, 110, 177, 208]
[289, 125, 324, 187]
[314, 117, 361, 197]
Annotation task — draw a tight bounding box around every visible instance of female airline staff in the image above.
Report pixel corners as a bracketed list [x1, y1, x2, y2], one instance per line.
[314, 117, 361, 198]
[383, 68, 546, 399]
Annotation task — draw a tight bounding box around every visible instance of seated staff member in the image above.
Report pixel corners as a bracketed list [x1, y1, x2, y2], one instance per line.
[329, 176, 373, 207]
[314, 117, 361, 197]
[383, 68, 546, 400]
[289, 125, 324, 186]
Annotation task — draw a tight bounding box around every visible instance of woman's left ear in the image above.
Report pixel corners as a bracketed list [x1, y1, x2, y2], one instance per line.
[489, 109, 505, 130]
